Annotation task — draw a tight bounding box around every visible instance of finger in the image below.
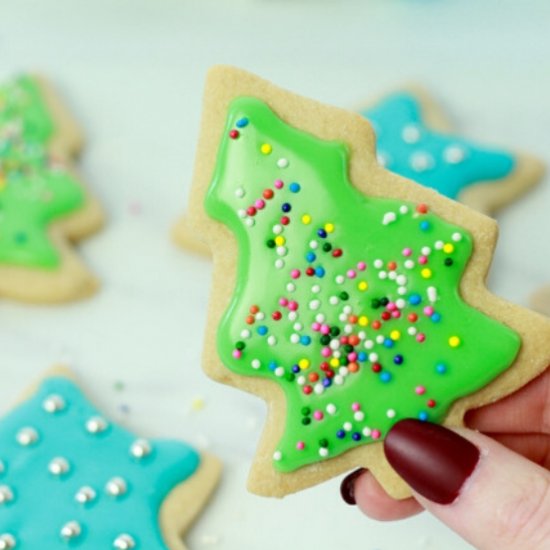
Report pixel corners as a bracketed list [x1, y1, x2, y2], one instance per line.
[465, 369, 550, 434]
[384, 419, 550, 550]
[486, 432, 550, 469]
[340, 468, 423, 521]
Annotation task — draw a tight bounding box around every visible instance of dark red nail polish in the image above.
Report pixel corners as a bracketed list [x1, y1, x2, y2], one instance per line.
[384, 419, 480, 505]
[340, 468, 366, 505]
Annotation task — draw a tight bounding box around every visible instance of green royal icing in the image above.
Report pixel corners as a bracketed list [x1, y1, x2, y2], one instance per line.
[0, 74, 84, 269]
[0, 136, 84, 268]
[205, 97, 521, 472]
[0, 75, 55, 144]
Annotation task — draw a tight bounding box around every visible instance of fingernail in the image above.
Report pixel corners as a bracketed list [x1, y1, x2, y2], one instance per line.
[384, 419, 480, 505]
[340, 468, 366, 505]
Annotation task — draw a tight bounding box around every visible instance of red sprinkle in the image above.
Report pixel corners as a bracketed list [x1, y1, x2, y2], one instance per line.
[416, 203, 429, 214]
[309, 373, 319, 383]
[229, 129, 239, 139]
[371, 363, 382, 373]
[381, 311, 391, 321]
[263, 189, 274, 199]
[332, 249, 343, 258]
[427, 399, 436, 408]
[408, 313, 418, 322]
[372, 320, 382, 330]
[272, 311, 282, 321]
[281, 216, 290, 225]
[247, 206, 257, 216]
[303, 385, 313, 395]
[306, 267, 315, 277]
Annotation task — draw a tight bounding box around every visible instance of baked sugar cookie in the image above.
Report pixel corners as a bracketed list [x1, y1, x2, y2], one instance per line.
[0, 367, 221, 549]
[0, 75, 103, 302]
[186, 66, 550, 499]
[530, 285, 550, 316]
[361, 87, 544, 214]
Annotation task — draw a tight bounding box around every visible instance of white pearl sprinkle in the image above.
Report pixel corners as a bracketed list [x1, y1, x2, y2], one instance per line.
[311, 284, 321, 294]
[396, 274, 407, 286]
[410, 151, 434, 172]
[240, 329, 251, 339]
[378, 270, 387, 280]
[267, 335, 277, 346]
[408, 326, 418, 336]
[343, 422, 353, 432]
[274, 259, 285, 269]
[293, 322, 303, 331]
[354, 411, 365, 422]
[277, 158, 289, 168]
[452, 231, 463, 242]
[387, 409, 396, 419]
[234, 187, 245, 198]
[375, 335, 385, 344]
[42, 394, 66, 414]
[373, 259, 383, 269]
[314, 383, 324, 395]
[48, 457, 70, 477]
[421, 246, 432, 256]
[309, 299, 321, 310]
[427, 286, 438, 303]
[326, 404, 337, 415]
[245, 217, 255, 228]
[397, 286, 407, 295]
[443, 144, 467, 164]
[113, 534, 136, 549]
[333, 375, 344, 385]
[106, 477, 128, 498]
[319, 447, 329, 458]
[290, 334, 300, 344]
[401, 124, 422, 144]
[399, 205, 409, 214]
[237, 208, 246, 219]
[309, 240, 318, 249]
[396, 299, 406, 309]
[60, 521, 82, 540]
[297, 375, 306, 386]
[75, 486, 97, 505]
[343, 305, 352, 315]
[388, 270, 397, 280]
[0, 534, 16, 550]
[251, 359, 261, 370]
[335, 275, 345, 284]
[404, 259, 415, 269]
[382, 211, 396, 225]
[369, 352, 379, 362]
[434, 240, 444, 250]
[362, 427, 372, 437]
[329, 296, 339, 306]
[0, 486, 14, 505]
[86, 416, 108, 435]
[255, 312, 265, 321]
[273, 451, 282, 461]
[288, 311, 297, 321]
[315, 313, 325, 323]
[274, 367, 285, 377]
[16, 427, 39, 447]
[364, 339, 374, 350]
[286, 283, 296, 292]
[130, 439, 152, 459]
[376, 151, 390, 167]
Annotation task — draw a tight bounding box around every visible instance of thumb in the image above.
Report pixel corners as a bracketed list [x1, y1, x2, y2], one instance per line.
[384, 419, 550, 550]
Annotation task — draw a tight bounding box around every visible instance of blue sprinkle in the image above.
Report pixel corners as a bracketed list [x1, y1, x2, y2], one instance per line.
[317, 228, 327, 239]
[336, 430, 346, 439]
[380, 372, 392, 383]
[268, 361, 277, 371]
[257, 325, 268, 336]
[315, 266, 326, 278]
[300, 335, 311, 346]
[436, 363, 447, 374]
[431, 312, 441, 323]
[393, 354, 404, 365]
[289, 182, 301, 193]
[409, 293, 422, 305]
[322, 377, 332, 388]
[235, 117, 249, 128]
[352, 432, 361, 441]
[292, 365, 300, 374]
[418, 411, 429, 421]
[306, 252, 316, 263]
[383, 338, 394, 348]
[419, 220, 431, 231]
[357, 351, 367, 362]
[281, 202, 291, 213]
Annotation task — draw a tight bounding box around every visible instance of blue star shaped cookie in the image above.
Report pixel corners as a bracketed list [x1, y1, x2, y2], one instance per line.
[0, 368, 220, 549]
[361, 89, 544, 214]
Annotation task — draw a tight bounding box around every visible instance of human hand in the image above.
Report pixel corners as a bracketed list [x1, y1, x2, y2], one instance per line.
[340, 369, 550, 550]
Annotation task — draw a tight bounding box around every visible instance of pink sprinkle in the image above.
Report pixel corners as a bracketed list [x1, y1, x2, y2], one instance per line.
[424, 306, 434, 316]
[371, 429, 381, 440]
[416, 333, 426, 343]
[288, 301, 298, 311]
[279, 297, 289, 307]
[290, 269, 301, 279]
[402, 248, 412, 257]
[392, 310, 401, 318]
[312, 322, 321, 332]
[387, 302, 397, 312]
[255, 199, 265, 209]
[347, 270, 357, 279]
[320, 325, 330, 335]
[321, 347, 331, 358]
[419, 256, 428, 265]
[357, 261, 367, 271]
[232, 350, 242, 359]
[313, 411, 324, 420]
[348, 352, 357, 362]
[296, 441, 305, 450]
[352, 402, 361, 411]
[415, 386, 426, 395]
[274, 179, 284, 189]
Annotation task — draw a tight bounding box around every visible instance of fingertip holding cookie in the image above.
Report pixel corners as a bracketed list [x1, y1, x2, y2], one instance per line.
[0, 366, 221, 549]
[186, 65, 550, 499]
[361, 86, 545, 216]
[529, 285, 550, 317]
[0, 74, 105, 303]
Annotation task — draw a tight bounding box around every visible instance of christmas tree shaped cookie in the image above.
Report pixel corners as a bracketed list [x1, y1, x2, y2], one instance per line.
[0, 367, 221, 549]
[186, 66, 550, 498]
[362, 87, 544, 214]
[0, 75, 103, 302]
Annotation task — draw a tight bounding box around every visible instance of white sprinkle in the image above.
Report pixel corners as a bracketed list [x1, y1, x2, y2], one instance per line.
[326, 404, 337, 415]
[408, 326, 418, 336]
[297, 376, 306, 386]
[339, 367, 349, 376]
[343, 305, 352, 314]
[329, 339, 340, 350]
[277, 158, 289, 168]
[364, 339, 374, 349]
[376, 335, 385, 344]
[396, 299, 406, 309]
[434, 240, 444, 250]
[373, 259, 383, 269]
[362, 427, 372, 437]
[396, 274, 407, 286]
[293, 322, 303, 331]
[369, 352, 379, 362]
[329, 296, 339, 305]
[319, 447, 329, 458]
[240, 329, 251, 339]
[274, 367, 285, 377]
[421, 246, 432, 256]
[290, 334, 300, 344]
[286, 283, 296, 292]
[443, 144, 467, 164]
[344, 324, 353, 334]
[276, 246, 287, 257]
[288, 311, 298, 321]
[358, 331, 367, 340]
[314, 383, 324, 395]
[382, 212, 397, 225]
[388, 271, 397, 280]
[333, 351, 341, 359]
[334, 375, 344, 385]
[397, 286, 407, 295]
[452, 232, 462, 242]
[256, 312, 265, 321]
[273, 451, 282, 461]
[274, 259, 285, 269]
[315, 313, 325, 323]
[378, 271, 388, 280]
[344, 422, 353, 432]
[245, 218, 255, 227]
[404, 259, 415, 269]
[387, 409, 396, 418]
[399, 204, 409, 214]
[235, 187, 245, 198]
[335, 275, 345, 284]
[311, 284, 321, 294]
[427, 286, 438, 303]
[410, 151, 434, 172]
[237, 209, 247, 219]
[267, 335, 277, 346]
[251, 359, 261, 369]
[309, 240, 319, 249]
[338, 313, 348, 322]
[354, 411, 365, 422]
[402, 124, 422, 144]
[272, 224, 283, 235]
[309, 299, 321, 310]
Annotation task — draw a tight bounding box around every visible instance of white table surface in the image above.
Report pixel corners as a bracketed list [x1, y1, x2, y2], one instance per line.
[2, 1, 550, 548]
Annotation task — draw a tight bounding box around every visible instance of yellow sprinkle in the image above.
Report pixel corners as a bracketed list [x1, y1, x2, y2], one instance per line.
[330, 358, 339, 368]
[301, 214, 312, 225]
[443, 243, 455, 254]
[358, 281, 368, 291]
[191, 397, 205, 411]
[325, 222, 335, 233]
[260, 143, 272, 155]
[358, 316, 369, 327]
[274, 236, 285, 246]
[421, 268, 432, 279]
[298, 358, 310, 370]
[390, 330, 401, 341]
[449, 336, 461, 348]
